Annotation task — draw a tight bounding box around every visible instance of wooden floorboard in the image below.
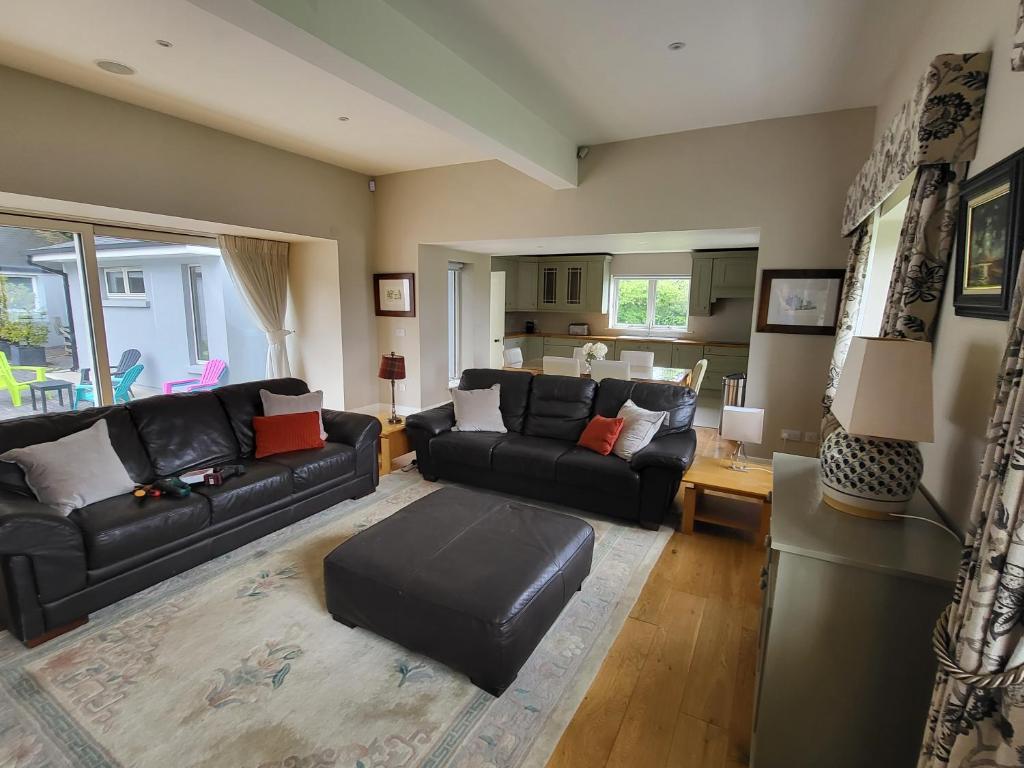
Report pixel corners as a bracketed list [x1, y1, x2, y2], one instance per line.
[547, 427, 763, 768]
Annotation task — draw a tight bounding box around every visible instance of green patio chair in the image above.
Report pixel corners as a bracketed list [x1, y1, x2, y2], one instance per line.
[0, 350, 47, 407]
[74, 364, 144, 409]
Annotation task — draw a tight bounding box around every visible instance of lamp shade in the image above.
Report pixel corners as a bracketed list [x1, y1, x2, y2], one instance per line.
[721, 406, 764, 444]
[831, 337, 933, 442]
[378, 352, 406, 381]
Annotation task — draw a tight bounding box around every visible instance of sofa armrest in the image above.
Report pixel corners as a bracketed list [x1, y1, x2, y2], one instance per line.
[0, 493, 87, 603]
[630, 430, 698, 473]
[405, 403, 456, 438]
[322, 409, 382, 449]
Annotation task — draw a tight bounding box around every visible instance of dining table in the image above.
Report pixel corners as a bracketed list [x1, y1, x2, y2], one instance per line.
[504, 359, 692, 386]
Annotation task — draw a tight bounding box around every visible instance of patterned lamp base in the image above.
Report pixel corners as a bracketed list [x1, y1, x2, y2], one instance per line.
[819, 427, 923, 519]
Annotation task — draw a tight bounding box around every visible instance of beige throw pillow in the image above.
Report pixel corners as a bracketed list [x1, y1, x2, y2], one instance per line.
[260, 389, 327, 440]
[451, 384, 507, 433]
[612, 399, 668, 460]
[0, 419, 136, 515]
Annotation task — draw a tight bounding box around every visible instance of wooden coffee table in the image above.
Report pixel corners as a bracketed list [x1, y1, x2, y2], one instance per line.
[681, 454, 773, 540]
[376, 415, 411, 475]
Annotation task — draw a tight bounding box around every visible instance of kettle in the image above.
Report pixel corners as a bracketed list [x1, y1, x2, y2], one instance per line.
[525, 321, 536, 334]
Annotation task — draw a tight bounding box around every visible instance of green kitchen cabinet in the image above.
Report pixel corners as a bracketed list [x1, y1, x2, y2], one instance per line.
[671, 345, 704, 371]
[523, 336, 543, 360]
[533, 255, 611, 313]
[491, 257, 518, 311]
[711, 254, 757, 300]
[690, 256, 713, 317]
[701, 347, 748, 392]
[516, 260, 539, 311]
[613, 340, 673, 366]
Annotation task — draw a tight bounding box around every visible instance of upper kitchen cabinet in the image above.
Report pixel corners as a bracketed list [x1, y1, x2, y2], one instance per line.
[499, 254, 611, 313]
[688, 250, 758, 316]
[491, 257, 518, 311]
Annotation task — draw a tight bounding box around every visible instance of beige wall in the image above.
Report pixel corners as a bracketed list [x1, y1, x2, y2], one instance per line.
[0, 65, 378, 408]
[375, 107, 876, 456]
[872, 0, 1024, 530]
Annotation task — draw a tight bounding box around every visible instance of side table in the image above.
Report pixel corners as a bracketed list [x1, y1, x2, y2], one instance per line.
[29, 379, 75, 414]
[681, 454, 773, 540]
[376, 415, 411, 475]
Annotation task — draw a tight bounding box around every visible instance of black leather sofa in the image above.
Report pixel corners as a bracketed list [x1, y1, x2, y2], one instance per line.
[406, 369, 697, 530]
[0, 378, 381, 646]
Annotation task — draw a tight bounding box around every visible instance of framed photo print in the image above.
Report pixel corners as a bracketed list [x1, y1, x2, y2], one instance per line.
[374, 273, 416, 318]
[756, 269, 845, 335]
[953, 148, 1024, 320]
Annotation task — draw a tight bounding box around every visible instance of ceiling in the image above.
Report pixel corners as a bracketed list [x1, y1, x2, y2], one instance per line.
[0, 0, 928, 178]
[0, 0, 486, 175]
[438, 229, 761, 257]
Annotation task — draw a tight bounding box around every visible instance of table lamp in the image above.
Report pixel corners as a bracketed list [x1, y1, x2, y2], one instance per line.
[378, 352, 406, 425]
[820, 337, 933, 519]
[721, 405, 764, 471]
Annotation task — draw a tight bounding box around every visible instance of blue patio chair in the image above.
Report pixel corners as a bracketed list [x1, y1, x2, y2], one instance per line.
[74, 364, 144, 409]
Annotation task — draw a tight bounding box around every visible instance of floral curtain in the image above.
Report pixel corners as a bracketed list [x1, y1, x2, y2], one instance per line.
[1014, 0, 1024, 71]
[919, 254, 1024, 766]
[880, 162, 967, 340]
[821, 220, 873, 437]
[842, 52, 991, 237]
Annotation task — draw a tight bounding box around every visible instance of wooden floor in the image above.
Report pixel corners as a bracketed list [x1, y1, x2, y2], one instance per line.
[546, 428, 764, 768]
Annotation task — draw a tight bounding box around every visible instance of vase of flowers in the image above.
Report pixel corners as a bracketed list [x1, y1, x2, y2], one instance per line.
[580, 341, 608, 373]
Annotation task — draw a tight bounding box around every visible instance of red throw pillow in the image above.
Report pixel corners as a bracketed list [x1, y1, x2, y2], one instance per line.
[578, 415, 625, 456]
[253, 411, 324, 458]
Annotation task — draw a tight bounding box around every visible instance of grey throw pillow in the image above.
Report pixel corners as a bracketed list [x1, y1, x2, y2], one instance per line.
[451, 384, 507, 433]
[612, 399, 668, 460]
[260, 389, 327, 439]
[0, 419, 135, 515]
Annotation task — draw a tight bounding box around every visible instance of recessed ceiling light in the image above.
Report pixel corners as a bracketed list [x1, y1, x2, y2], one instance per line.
[155, 39, 173, 48]
[95, 60, 136, 75]
[337, 116, 350, 122]
[667, 41, 686, 51]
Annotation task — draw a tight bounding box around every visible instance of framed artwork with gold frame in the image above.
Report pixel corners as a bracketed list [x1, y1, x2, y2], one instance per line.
[953, 148, 1024, 319]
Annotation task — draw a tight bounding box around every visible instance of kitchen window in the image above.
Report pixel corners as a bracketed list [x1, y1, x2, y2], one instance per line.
[610, 276, 690, 332]
[103, 267, 147, 298]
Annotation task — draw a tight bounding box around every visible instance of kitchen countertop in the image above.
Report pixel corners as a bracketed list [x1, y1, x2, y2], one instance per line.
[504, 332, 749, 348]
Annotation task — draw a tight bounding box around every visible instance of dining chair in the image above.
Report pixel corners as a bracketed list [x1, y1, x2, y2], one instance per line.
[542, 356, 581, 377]
[503, 348, 524, 366]
[589, 359, 630, 382]
[619, 350, 655, 368]
[690, 358, 708, 395]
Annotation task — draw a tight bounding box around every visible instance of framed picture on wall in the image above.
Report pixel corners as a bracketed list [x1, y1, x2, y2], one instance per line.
[953, 148, 1024, 320]
[374, 273, 416, 317]
[756, 269, 845, 335]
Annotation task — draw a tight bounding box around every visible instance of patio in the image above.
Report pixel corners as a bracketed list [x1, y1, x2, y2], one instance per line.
[0, 363, 161, 421]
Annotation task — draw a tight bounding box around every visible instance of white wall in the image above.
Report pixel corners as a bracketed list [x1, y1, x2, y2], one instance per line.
[375, 108, 876, 457]
[0, 65, 377, 407]
[872, 0, 1024, 530]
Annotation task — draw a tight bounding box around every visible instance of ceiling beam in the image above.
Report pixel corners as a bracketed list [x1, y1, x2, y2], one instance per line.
[187, 0, 578, 188]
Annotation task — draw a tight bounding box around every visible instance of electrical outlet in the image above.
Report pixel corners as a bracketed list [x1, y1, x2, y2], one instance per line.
[781, 428, 802, 441]
[804, 431, 820, 444]
[394, 328, 406, 337]
[396, 383, 406, 393]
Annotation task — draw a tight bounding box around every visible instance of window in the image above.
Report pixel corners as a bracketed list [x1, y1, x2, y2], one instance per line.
[186, 265, 210, 363]
[447, 263, 462, 382]
[103, 267, 146, 298]
[0, 275, 39, 315]
[611, 276, 690, 332]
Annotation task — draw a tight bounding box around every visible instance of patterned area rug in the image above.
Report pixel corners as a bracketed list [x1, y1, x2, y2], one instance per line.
[0, 473, 670, 768]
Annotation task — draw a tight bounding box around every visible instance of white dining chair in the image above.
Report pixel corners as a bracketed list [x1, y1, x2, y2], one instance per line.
[503, 348, 524, 366]
[690, 358, 708, 394]
[543, 356, 581, 377]
[589, 359, 630, 382]
[619, 350, 655, 368]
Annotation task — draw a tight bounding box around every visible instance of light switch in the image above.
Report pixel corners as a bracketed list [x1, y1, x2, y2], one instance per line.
[395, 328, 406, 337]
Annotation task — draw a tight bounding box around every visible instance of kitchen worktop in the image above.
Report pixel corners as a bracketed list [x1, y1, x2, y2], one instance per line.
[504, 332, 749, 348]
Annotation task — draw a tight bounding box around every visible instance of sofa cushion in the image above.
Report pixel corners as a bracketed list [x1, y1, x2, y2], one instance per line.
[264, 442, 356, 493]
[557, 446, 640, 495]
[253, 412, 324, 458]
[459, 369, 533, 433]
[215, 378, 311, 457]
[492, 435, 573, 480]
[603, 381, 696, 437]
[0, 406, 153, 495]
[430, 431, 511, 470]
[127, 392, 239, 476]
[523, 375, 598, 442]
[193, 461, 293, 525]
[71, 492, 211, 570]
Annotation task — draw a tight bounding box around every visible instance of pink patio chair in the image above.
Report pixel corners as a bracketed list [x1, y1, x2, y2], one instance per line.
[162, 358, 227, 394]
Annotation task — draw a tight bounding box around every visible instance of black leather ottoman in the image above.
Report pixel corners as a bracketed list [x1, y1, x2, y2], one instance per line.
[324, 486, 595, 695]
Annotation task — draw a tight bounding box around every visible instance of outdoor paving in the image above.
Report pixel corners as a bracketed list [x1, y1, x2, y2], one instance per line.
[0, 368, 160, 421]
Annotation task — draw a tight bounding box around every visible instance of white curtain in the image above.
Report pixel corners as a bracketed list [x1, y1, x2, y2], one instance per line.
[217, 235, 292, 378]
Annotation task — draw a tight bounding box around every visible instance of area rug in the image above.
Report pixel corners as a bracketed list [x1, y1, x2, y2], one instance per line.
[0, 472, 671, 768]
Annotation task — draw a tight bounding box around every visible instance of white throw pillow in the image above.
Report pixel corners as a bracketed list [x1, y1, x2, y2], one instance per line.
[451, 384, 507, 433]
[0, 419, 136, 515]
[260, 389, 327, 439]
[612, 399, 668, 460]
